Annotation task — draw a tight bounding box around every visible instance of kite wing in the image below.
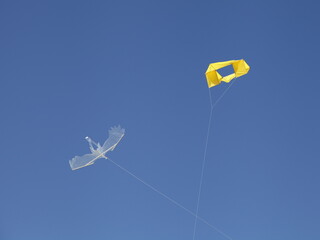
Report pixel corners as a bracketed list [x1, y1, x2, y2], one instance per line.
[69, 153, 101, 170]
[101, 125, 125, 153]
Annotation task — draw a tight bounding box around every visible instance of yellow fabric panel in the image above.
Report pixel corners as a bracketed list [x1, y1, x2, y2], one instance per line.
[207, 60, 237, 71]
[205, 59, 250, 88]
[221, 73, 236, 83]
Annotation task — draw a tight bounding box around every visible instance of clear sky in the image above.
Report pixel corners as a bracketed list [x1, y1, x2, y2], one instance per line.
[1, 0, 319, 239]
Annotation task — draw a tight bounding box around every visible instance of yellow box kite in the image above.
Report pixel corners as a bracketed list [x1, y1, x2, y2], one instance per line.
[205, 59, 250, 88]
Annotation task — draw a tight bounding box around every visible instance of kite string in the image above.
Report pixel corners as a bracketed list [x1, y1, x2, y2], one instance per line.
[192, 88, 214, 240]
[103, 156, 233, 240]
[105, 156, 194, 215]
[211, 79, 236, 109]
[192, 80, 237, 240]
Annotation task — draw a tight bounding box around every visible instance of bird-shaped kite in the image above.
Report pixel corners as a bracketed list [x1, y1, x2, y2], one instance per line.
[69, 125, 125, 170]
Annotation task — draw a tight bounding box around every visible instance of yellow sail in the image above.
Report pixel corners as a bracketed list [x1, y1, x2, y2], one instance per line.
[205, 59, 250, 88]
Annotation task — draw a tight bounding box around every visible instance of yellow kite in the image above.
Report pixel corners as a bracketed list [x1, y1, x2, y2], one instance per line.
[205, 59, 250, 88]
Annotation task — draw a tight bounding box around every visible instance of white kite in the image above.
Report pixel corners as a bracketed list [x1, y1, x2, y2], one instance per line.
[69, 125, 125, 170]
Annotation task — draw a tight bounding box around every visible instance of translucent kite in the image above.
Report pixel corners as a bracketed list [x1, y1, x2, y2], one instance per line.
[205, 59, 250, 88]
[69, 126, 125, 170]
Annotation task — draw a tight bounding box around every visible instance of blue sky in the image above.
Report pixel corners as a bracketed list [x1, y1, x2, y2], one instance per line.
[1, 0, 319, 239]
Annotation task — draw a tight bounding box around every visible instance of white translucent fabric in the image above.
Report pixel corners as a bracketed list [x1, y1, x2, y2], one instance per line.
[69, 126, 125, 170]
